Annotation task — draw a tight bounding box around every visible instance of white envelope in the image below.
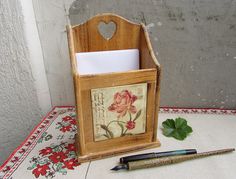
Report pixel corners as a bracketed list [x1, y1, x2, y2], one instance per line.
[76, 49, 139, 75]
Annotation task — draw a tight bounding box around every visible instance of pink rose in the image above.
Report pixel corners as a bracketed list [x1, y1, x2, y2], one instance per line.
[108, 90, 137, 118]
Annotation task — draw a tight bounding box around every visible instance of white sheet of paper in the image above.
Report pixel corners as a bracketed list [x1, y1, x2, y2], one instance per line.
[76, 49, 139, 75]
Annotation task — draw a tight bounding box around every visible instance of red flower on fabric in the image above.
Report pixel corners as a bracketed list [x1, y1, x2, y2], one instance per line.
[49, 152, 67, 163]
[36, 130, 41, 134]
[25, 141, 32, 146]
[126, 121, 136, 130]
[65, 144, 76, 152]
[32, 164, 49, 178]
[39, 147, 53, 156]
[108, 90, 137, 118]
[60, 125, 72, 132]
[69, 119, 76, 125]
[3, 166, 10, 172]
[62, 116, 73, 122]
[19, 148, 26, 154]
[30, 136, 36, 140]
[62, 158, 79, 170]
[39, 125, 46, 129]
[43, 120, 49, 124]
[11, 156, 19, 163]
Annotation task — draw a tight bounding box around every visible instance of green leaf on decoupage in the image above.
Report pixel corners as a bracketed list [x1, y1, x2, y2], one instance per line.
[162, 117, 193, 140]
[100, 124, 114, 138]
[117, 121, 124, 135]
[133, 110, 142, 121]
[102, 134, 110, 139]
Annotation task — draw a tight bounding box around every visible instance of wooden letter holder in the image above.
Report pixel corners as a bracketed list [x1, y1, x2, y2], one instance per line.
[67, 13, 161, 163]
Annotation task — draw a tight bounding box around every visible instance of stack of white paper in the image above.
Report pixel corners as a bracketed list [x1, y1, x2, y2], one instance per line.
[76, 49, 139, 75]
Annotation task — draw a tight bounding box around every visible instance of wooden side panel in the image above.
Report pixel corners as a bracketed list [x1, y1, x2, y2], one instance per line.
[153, 68, 161, 141]
[80, 89, 94, 143]
[139, 24, 161, 141]
[139, 24, 160, 69]
[146, 82, 156, 133]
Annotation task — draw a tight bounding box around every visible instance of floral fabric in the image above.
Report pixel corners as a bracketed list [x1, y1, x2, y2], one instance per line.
[0, 107, 80, 179]
[0, 106, 235, 179]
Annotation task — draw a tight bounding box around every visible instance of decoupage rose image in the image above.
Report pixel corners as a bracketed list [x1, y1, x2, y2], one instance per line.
[91, 83, 147, 141]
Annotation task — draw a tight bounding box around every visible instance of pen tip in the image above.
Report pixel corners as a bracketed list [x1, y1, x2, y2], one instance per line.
[110, 165, 127, 171]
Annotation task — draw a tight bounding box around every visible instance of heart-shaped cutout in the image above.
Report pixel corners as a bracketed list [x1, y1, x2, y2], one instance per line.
[98, 21, 116, 40]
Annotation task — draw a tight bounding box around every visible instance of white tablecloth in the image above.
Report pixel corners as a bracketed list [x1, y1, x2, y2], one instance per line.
[0, 106, 235, 179]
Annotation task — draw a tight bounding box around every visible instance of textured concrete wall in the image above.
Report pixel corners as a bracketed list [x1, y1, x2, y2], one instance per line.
[32, 0, 236, 109]
[69, 0, 236, 109]
[32, 0, 75, 106]
[0, 0, 42, 164]
[21, 0, 52, 115]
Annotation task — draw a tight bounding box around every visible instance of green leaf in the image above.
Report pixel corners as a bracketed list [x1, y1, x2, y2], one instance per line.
[162, 117, 193, 140]
[27, 163, 37, 170]
[71, 114, 76, 118]
[162, 127, 175, 137]
[68, 151, 76, 158]
[125, 133, 133, 135]
[100, 125, 114, 138]
[53, 146, 60, 152]
[133, 110, 142, 121]
[162, 119, 175, 129]
[117, 121, 124, 136]
[37, 138, 43, 143]
[56, 163, 63, 171]
[38, 160, 49, 164]
[172, 129, 187, 140]
[175, 117, 187, 128]
[58, 168, 67, 175]
[102, 134, 110, 139]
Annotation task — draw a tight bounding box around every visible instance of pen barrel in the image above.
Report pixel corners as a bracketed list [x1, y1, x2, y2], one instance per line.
[120, 153, 156, 164]
[120, 149, 197, 164]
[128, 148, 235, 170]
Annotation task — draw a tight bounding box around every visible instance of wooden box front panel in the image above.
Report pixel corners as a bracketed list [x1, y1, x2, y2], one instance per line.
[77, 69, 157, 154]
